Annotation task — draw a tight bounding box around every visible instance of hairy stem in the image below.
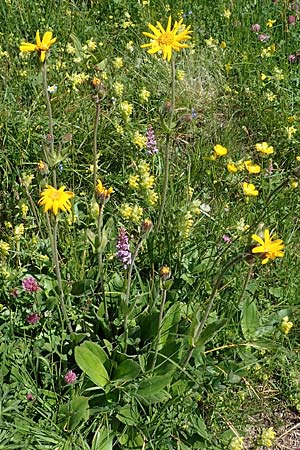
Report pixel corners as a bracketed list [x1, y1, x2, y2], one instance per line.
[151, 287, 167, 370]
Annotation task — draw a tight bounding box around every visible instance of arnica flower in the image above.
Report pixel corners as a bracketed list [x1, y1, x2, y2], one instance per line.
[20, 30, 57, 62]
[95, 180, 113, 204]
[141, 16, 192, 62]
[251, 229, 284, 264]
[22, 275, 40, 293]
[116, 227, 132, 269]
[244, 160, 261, 174]
[38, 185, 74, 215]
[255, 141, 274, 155]
[64, 370, 77, 384]
[280, 316, 293, 335]
[243, 182, 259, 197]
[213, 144, 228, 158]
[160, 265, 171, 280]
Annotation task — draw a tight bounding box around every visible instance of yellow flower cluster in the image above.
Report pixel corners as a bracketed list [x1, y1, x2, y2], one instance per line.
[133, 131, 147, 149]
[0, 241, 10, 256]
[259, 427, 276, 447]
[139, 87, 150, 102]
[179, 200, 202, 238]
[120, 101, 133, 120]
[280, 316, 293, 335]
[261, 44, 276, 58]
[229, 436, 244, 450]
[128, 161, 158, 206]
[120, 203, 143, 223]
[114, 81, 124, 97]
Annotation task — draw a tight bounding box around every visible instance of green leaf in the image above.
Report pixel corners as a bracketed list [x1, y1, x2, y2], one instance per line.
[196, 319, 227, 348]
[116, 404, 138, 426]
[91, 426, 113, 450]
[190, 415, 209, 440]
[136, 375, 172, 401]
[71, 279, 94, 296]
[159, 303, 181, 347]
[59, 396, 89, 431]
[112, 360, 140, 382]
[75, 342, 109, 388]
[241, 299, 260, 340]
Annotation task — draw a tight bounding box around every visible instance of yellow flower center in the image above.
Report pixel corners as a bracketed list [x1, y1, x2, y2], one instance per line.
[158, 32, 174, 45]
[49, 191, 61, 200]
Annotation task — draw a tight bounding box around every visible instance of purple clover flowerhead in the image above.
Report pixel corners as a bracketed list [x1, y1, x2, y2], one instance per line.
[251, 23, 261, 32]
[288, 54, 297, 63]
[146, 125, 158, 155]
[288, 15, 296, 25]
[22, 275, 40, 293]
[26, 313, 40, 325]
[64, 370, 77, 384]
[116, 227, 132, 269]
[26, 392, 34, 401]
[258, 34, 270, 42]
[222, 234, 231, 244]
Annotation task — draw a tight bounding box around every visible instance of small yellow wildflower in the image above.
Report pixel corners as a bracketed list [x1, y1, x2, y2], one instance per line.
[220, 41, 227, 49]
[139, 87, 150, 102]
[261, 44, 276, 57]
[286, 125, 297, 139]
[255, 141, 274, 155]
[4, 221, 12, 229]
[101, 70, 108, 81]
[129, 175, 140, 189]
[141, 16, 192, 62]
[22, 174, 34, 187]
[181, 211, 194, 238]
[229, 436, 244, 450]
[265, 91, 277, 102]
[227, 162, 238, 173]
[86, 38, 97, 51]
[20, 30, 57, 62]
[147, 190, 158, 205]
[38, 185, 74, 215]
[213, 144, 228, 158]
[252, 229, 284, 264]
[14, 224, 24, 238]
[114, 81, 124, 97]
[95, 180, 113, 203]
[291, 180, 298, 189]
[259, 427, 276, 447]
[120, 101, 133, 119]
[244, 160, 261, 174]
[223, 9, 231, 19]
[260, 73, 268, 81]
[280, 316, 293, 335]
[176, 69, 185, 80]
[21, 203, 29, 218]
[266, 19, 276, 28]
[113, 57, 123, 69]
[68, 72, 89, 90]
[243, 182, 259, 197]
[0, 241, 10, 256]
[133, 131, 147, 149]
[115, 123, 124, 135]
[130, 205, 143, 223]
[120, 203, 133, 220]
[66, 43, 76, 54]
[296, 155, 300, 161]
[274, 67, 284, 80]
[160, 265, 171, 280]
[126, 41, 134, 52]
[288, 115, 296, 123]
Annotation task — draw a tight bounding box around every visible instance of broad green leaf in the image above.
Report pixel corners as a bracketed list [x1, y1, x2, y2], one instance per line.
[59, 396, 89, 431]
[112, 360, 140, 382]
[190, 415, 209, 440]
[159, 303, 181, 347]
[241, 299, 260, 340]
[136, 375, 171, 401]
[91, 426, 113, 450]
[196, 319, 227, 348]
[116, 404, 138, 426]
[75, 342, 109, 388]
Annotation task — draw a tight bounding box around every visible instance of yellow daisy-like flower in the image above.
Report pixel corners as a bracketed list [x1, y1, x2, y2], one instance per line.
[255, 141, 274, 155]
[95, 180, 113, 203]
[244, 160, 261, 174]
[213, 144, 228, 157]
[243, 182, 259, 197]
[20, 30, 57, 62]
[38, 185, 74, 215]
[141, 16, 192, 62]
[252, 229, 284, 264]
[227, 162, 238, 173]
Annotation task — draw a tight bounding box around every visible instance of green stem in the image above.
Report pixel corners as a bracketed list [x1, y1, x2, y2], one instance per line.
[123, 238, 143, 352]
[46, 213, 73, 335]
[93, 95, 101, 192]
[156, 58, 176, 233]
[96, 204, 109, 323]
[151, 287, 167, 370]
[23, 184, 45, 239]
[42, 61, 57, 188]
[182, 253, 247, 369]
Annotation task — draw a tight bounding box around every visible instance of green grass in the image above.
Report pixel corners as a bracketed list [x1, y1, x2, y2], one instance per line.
[1, 0, 300, 449]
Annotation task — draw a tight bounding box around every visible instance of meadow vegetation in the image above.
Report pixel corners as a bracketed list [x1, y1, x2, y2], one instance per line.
[1, 0, 300, 448]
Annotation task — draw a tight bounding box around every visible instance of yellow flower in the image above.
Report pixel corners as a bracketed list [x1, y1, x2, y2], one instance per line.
[21, 203, 29, 218]
[223, 9, 231, 19]
[266, 19, 276, 28]
[252, 229, 284, 264]
[141, 16, 192, 62]
[244, 160, 261, 174]
[225, 62, 232, 72]
[113, 57, 123, 68]
[261, 44, 276, 58]
[229, 436, 244, 450]
[213, 144, 228, 157]
[114, 81, 124, 97]
[20, 30, 57, 62]
[95, 180, 113, 203]
[260, 73, 267, 81]
[176, 69, 185, 80]
[0, 241, 10, 256]
[120, 203, 133, 220]
[286, 126, 297, 139]
[133, 131, 147, 149]
[260, 427, 276, 447]
[227, 162, 238, 173]
[280, 316, 293, 335]
[139, 87, 150, 102]
[220, 41, 227, 49]
[205, 37, 217, 47]
[129, 175, 140, 189]
[120, 101, 133, 119]
[14, 223, 24, 238]
[243, 182, 259, 197]
[38, 185, 74, 215]
[255, 142, 274, 155]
